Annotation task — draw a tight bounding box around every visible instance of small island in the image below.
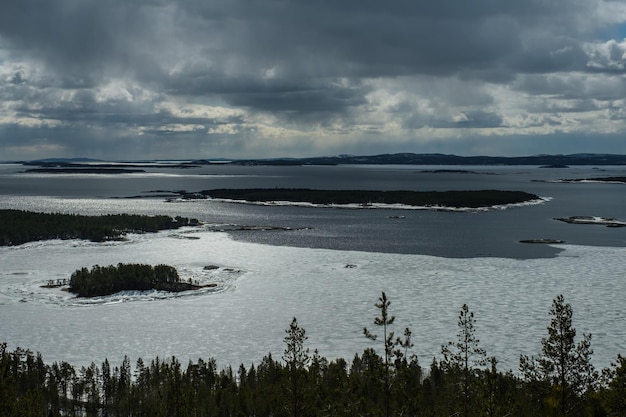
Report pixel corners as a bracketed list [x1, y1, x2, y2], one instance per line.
[519, 238, 566, 244]
[69, 263, 210, 297]
[555, 216, 626, 227]
[557, 176, 626, 184]
[200, 188, 540, 208]
[0, 210, 200, 246]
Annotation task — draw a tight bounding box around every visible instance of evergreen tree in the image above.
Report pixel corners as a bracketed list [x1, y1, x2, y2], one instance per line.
[441, 303, 487, 417]
[3, 296, 620, 417]
[349, 348, 386, 416]
[520, 294, 597, 416]
[364, 291, 412, 417]
[283, 317, 310, 417]
[601, 355, 626, 416]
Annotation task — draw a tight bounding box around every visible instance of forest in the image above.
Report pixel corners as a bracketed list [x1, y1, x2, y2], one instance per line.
[200, 188, 540, 208]
[0, 210, 200, 246]
[1, 294, 624, 417]
[68, 263, 194, 297]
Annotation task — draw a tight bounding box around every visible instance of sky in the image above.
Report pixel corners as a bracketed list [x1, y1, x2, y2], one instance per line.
[2, 0, 626, 161]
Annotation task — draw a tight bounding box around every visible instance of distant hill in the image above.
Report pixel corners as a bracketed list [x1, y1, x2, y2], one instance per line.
[15, 153, 626, 167]
[28, 157, 104, 164]
[220, 153, 626, 166]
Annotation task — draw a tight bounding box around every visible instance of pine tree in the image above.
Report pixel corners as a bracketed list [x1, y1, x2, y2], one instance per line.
[441, 303, 487, 417]
[364, 291, 413, 417]
[520, 294, 597, 416]
[283, 317, 310, 417]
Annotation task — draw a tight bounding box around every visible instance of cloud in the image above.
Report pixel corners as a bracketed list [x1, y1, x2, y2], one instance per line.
[1, 0, 626, 160]
[584, 38, 626, 71]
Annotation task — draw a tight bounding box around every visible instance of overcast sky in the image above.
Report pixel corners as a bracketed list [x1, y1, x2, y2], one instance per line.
[2, 0, 626, 160]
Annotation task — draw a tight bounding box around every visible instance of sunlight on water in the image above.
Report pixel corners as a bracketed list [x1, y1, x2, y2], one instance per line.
[1, 228, 625, 372]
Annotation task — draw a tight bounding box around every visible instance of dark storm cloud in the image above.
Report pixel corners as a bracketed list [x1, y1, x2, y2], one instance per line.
[1, 0, 626, 159]
[2, 0, 597, 99]
[175, 0, 608, 76]
[0, 0, 170, 78]
[0, 0, 614, 97]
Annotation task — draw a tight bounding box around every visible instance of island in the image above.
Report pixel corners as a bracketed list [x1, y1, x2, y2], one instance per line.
[555, 216, 626, 227]
[68, 263, 211, 297]
[0, 210, 200, 246]
[199, 188, 540, 208]
[555, 176, 626, 184]
[539, 164, 569, 168]
[519, 238, 566, 244]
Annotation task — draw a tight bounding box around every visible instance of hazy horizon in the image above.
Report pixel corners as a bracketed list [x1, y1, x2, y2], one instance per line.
[7, 150, 626, 164]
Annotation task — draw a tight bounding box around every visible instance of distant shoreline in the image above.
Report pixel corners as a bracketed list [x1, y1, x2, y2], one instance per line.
[10, 152, 626, 167]
[25, 167, 146, 174]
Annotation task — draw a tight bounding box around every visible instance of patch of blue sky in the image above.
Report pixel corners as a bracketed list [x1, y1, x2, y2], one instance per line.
[598, 22, 626, 40]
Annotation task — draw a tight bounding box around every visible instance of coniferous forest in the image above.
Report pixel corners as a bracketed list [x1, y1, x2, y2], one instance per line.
[1, 294, 625, 417]
[69, 263, 188, 297]
[0, 210, 200, 246]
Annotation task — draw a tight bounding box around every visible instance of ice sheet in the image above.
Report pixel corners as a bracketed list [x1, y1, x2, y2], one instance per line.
[1, 228, 624, 372]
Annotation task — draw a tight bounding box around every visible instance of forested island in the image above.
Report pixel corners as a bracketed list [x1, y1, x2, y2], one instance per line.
[1, 294, 625, 417]
[68, 263, 205, 297]
[0, 210, 199, 246]
[200, 188, 540, 208]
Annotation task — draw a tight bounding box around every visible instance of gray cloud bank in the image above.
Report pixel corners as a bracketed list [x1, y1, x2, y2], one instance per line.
[2, 0, 626, 160]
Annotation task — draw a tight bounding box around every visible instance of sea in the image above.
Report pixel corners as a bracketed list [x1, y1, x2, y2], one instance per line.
[0, 162, 625, 372]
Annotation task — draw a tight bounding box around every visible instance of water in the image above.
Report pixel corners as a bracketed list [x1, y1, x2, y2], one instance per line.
[1, 163, 625, 371]
[2, 163, 626, 258]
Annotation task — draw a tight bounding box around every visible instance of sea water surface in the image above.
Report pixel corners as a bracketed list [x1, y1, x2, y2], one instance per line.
[0, 163, 625, 371]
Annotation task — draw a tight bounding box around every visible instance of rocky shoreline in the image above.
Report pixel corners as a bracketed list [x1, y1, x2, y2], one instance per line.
[555, 216, 626, 227]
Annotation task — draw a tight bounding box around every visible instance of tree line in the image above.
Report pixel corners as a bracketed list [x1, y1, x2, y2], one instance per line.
[1, 294, 624, 417]
[0, 210, 200, 246]
[69, 263, 183, 297]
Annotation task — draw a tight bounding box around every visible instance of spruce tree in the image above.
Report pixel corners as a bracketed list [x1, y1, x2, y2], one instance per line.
[520, 294, 597, 416]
